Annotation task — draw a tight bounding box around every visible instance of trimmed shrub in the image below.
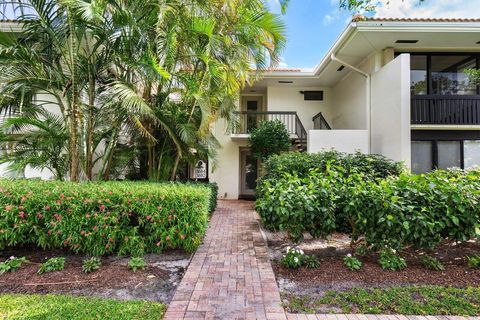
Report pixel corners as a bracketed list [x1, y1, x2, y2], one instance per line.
[349, 169, 480, 250]
[249, 120, 291, 160]
[256, 150, 480, 250]
[256, 169, 337, 241]
[0, 180, 212, 256]
[261, 150, 404, 181]
[187, 181, 218, 213]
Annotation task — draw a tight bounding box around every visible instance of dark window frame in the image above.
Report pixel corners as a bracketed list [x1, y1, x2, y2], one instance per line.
[397, 52, 480, 96]
[411, 130, 480, 171]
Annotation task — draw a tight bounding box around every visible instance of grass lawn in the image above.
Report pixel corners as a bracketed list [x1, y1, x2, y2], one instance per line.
[286, 286, 480, 316]
[0, 294, 165, 320]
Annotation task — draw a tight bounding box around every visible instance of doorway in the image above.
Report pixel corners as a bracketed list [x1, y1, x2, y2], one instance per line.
[239, 149, 259, 199]
[241, 96, 264, 133]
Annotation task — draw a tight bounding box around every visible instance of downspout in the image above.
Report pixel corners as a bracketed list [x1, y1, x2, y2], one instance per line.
[330, 53, 372, 153]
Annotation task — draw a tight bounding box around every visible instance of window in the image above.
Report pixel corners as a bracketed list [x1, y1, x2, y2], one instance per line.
[464, 140, 480, 169]
[411, 139, 480, 172]
[410, 55, 427, 95]
[408, 53, 480, 96]
[431, 55, 476, 95]
[411, 141, 432, 173]
[437, 141, 461, 169]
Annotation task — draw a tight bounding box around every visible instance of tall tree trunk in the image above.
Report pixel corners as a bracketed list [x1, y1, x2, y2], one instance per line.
[170, 153, 180, 181]
[101, 128, 119, 181]
[69, 105, 79, 182]
[67, 9, 79, 182]
[86, 73, 95, 180]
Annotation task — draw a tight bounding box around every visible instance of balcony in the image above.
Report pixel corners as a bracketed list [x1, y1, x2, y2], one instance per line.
[411, 95, 480, 125]
[232, 111, 307, 151]
[312, 112, 332, 130]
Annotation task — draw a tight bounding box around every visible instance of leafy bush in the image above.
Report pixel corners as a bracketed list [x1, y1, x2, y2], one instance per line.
[354, 244, 368, 256]
[303, 255, 320, 269]
[257, 150, 480, 251]
[261, 150, 404, 181]
[128, 257, 147, 272]
[343, 254, 362, 271]
[249, 120, 291, 160]
[188, 181, 218, 213]
[0, 180, 212, 256]
[82, 257, 102, 273]
[378, 249, 406, 271]
[256, 169, 337, 241]
[281, 247, 304, 269]
[0, 256, 28, 274]
[468, 255, 480, 268]
[281, 247, 320, 269]
[419, 255, 444, 271]
[38, 257, 65, 274]
[350, 169, 480, 250]
[257, 151, 405, 237]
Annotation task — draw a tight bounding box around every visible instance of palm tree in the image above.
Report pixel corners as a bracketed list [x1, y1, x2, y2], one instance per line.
[0, 109, 69, 179]
[0, 0, 287, 181]
[100, 0, 288, 180]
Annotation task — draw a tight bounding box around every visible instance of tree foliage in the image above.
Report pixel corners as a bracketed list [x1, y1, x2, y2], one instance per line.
[249, 120, 291, 160]
[339, 0, 426, 13]
[0, 0, 287, 181]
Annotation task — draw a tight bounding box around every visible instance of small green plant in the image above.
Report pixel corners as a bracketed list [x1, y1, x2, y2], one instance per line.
[128, 257, 147, 272]
[420, 255, 444, 271]
[38, 257, 65, 274]
[343, 254, 362, 271]
[82, 257, 102, 273]
[355, 244, 368, 256]
[467, 255, 480, 268]
[0, 256, 28, 274]
[379, 248, 407, 271]
[303, 255, 320, 269]
[281, 247, 304, 269]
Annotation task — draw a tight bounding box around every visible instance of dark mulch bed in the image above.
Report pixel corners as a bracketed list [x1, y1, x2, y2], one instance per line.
[273, 241, 480, 292]
[0, 247, 190, 303]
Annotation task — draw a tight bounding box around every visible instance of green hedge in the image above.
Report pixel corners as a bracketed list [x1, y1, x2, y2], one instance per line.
[260, 150, 404, 181]
[0, 180, 213, 256]
[256, 151, 480, 249]
[257, 151, 405, 235]
[348, 169, 480, 249]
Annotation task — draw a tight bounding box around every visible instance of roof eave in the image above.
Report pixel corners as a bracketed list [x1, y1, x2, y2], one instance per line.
[355, 20, 480, 32]
[0, 21, 23, 33]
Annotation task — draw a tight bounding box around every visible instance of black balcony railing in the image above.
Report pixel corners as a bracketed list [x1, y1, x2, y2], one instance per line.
[411, 95, 480, 125]
[312, 112, 332, 130]
[233, 111, 307, 149]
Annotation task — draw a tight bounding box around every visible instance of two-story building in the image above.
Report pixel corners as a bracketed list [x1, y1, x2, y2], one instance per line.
[210, 18, 480, 199]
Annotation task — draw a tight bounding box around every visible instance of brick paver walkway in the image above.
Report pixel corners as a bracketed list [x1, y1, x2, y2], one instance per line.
[163, 200, 286, 320]
[164, 201, 479, 320]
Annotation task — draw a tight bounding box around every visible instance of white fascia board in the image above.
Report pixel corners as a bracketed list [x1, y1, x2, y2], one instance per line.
[355, 21, 480, 33]
[262, 23, 358, 79]
[262, 71, 316, 78]
[311, 23, 357, 76]
[0, 22, 23, 33]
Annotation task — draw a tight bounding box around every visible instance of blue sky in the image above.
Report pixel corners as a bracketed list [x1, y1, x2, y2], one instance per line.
[268, 0, 480, 69]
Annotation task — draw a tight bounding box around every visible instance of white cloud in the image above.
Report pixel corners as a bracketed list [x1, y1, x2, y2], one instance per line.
[375, 0, 480, 18]
[323, 14, 335, 25]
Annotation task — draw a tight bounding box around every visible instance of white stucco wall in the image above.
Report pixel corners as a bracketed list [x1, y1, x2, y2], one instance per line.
[371, 54, 411, 167]
[267, 86, 332, 130]
[330, 53, 381, 130]
[209, 119, 248, 199]
[308, 130, 369, 154]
